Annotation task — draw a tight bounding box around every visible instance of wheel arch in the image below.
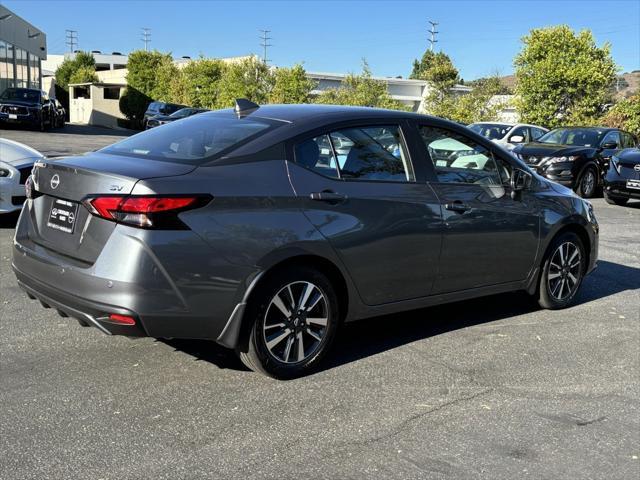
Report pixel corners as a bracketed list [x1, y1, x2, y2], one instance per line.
[219, 253, 350, 350]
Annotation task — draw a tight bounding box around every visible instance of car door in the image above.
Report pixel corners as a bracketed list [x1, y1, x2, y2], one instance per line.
[286, 120, 443, 306]
[415, 123, 539, 294]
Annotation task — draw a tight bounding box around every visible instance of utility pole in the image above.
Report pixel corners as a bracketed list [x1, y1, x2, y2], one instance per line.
[428, 20, 439, 51]
[259, 29, 272, 64]
[65, 29, 77, 52]
[141, 28, 151, 51]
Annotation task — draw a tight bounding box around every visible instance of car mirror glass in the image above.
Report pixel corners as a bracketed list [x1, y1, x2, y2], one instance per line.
[510, 135, 524, 144]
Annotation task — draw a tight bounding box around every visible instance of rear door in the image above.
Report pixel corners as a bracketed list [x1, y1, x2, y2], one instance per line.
[287, 120, 443, 306]
[414, 122, 539, 294]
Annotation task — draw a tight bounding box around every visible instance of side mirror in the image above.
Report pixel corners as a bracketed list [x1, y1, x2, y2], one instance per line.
[510, 168, 532, 199]
[601, 141, 617, 150]
[509, 135, 525, 144]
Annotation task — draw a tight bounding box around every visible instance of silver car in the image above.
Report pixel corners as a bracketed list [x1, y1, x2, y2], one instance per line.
[0, 138, 43, 215]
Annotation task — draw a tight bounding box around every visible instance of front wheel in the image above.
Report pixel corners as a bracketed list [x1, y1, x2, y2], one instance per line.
[576, 166, 598, 198]
[238, 266, 340, 379]
[537, 232, 586, 310]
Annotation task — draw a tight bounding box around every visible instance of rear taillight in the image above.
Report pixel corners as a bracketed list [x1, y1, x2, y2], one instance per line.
[83, 195, 210, 229]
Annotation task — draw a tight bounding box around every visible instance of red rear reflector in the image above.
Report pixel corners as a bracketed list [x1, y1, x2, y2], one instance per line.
[108, 314, 136, 325]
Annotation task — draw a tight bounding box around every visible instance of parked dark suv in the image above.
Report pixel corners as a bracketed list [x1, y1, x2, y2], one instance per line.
[12, 102, 599, 379]
[0, 88, 55, 131]
[143, 101, 185, 129]
[513, 127, 637, 198]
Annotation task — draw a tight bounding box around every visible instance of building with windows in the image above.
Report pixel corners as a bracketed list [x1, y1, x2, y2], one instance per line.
[0, 5, 47, 93]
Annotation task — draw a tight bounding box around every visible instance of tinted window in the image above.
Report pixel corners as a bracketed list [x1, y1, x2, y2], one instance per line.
[420, 126, 506, 185]
[294, 125, 414, 182]
[101, 113, 278, 165]
[0, 88, 40, 103]
[538, 128, 603, 147]
[509, 126, 529, 143]
[531, 127, 546, 140]
[147, 102, 161, 112]
[601, 131, 621, 147]
[622, 132, 637, 148]
[469, 123, 512, 140]
[295, 134, 340, 179]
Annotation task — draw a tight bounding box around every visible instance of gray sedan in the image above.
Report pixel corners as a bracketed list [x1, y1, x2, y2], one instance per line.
[12, 101, 598, 378]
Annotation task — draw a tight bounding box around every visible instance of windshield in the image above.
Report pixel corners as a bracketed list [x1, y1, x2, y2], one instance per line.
[538, 128, 604, 147]
[101, 113, 278, 165]
[169, 108, 192, 118]
[469, 123, 512, 140]
[0, 88, 41, 103]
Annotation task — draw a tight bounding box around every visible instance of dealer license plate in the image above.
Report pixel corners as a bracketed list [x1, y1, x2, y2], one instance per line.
[47, 199, 79, 234]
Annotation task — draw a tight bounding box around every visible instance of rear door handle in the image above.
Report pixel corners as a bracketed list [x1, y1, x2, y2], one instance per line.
[445, 201, 471, 213]
[310, 191, 347, 203]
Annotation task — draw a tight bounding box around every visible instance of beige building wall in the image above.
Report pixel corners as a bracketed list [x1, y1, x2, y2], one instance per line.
[69, 83, 125, 129]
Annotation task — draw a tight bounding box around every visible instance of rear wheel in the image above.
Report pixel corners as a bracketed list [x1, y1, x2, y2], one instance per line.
[238, 266, 339, 379]
[537, 232, 586, 310]
[576, 166, 597, 198]
[604, 191, 628, 206]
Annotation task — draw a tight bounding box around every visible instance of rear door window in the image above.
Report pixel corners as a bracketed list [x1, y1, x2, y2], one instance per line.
[294, 125, 414, 182]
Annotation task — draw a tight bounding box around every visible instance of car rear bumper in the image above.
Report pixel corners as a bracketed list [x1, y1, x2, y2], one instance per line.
[11, 207, 255, 344]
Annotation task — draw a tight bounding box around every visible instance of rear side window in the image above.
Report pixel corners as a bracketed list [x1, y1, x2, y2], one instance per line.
[101, 113, 278, 165]
[294, 125, 414, 182]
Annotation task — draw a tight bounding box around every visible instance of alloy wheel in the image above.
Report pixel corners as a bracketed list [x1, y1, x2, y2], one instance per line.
[262, 281, 329, 364]
[581, 170, 595, 197]
[547, 241, 582, 301]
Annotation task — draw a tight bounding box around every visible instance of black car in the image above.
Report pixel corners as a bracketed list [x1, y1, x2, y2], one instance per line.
[12, 102, 599, 379]
[145, 107, 208, 129]
[513, 127, 638, 198]
[604, 148, 640, 205]
[143, 101, 185, 129]
[51, 98, 66, 128]
[0, 88, 55, 131]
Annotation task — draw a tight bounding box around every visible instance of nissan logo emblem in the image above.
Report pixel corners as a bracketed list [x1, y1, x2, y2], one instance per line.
[50, 174, 60, 190]
[634, 164, 640, 172]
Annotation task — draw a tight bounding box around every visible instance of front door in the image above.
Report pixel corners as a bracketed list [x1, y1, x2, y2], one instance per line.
[416, 124, 540, 294]
[287, 122, 443, 306]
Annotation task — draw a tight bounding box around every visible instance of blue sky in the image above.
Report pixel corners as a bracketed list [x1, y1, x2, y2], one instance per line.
[7, 0, 640, 79]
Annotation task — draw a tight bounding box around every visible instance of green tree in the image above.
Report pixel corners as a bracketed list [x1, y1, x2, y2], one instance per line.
[315, 61, 408, 110]
[410, 50, 459, 93]
[170, 58, 225, 108]
[215, 57, 274, 108]
[425, 76, 505, 124]
[54, 51, 96, 91]
[601, 95, 640, 136]
[514, 25, 617, 128]
[268, 64, 316, 104]
[119, 87, 151, 129]
[68, 65, 98, 85]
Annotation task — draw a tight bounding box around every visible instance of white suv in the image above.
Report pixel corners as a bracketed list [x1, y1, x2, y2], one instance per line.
[468, 122, 548, 150]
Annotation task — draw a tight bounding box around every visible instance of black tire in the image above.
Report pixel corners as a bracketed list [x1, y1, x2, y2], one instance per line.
[237, 266, 340, 379]
[576, 166, 598, 198]
[38, 115, 45, 132]
[537, 232, 586, 310]
[604, 191, 628, 206]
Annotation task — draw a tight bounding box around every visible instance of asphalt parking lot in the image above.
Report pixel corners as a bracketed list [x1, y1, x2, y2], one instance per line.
[1, 127, 639, 479]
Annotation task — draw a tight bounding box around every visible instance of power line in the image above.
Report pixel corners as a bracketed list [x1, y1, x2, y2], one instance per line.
[428, 21, 438, 51]
[259, 29, 272, 64]
[65, 29, 77, 52]
[141, 28, 151, 51]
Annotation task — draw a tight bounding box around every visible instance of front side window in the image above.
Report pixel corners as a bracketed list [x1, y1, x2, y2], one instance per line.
[101, 113, 278, 165]
[508, 126, 529, 143]
[531, 127, 547, 141]
[294, 125, 414, 182]
[469, 123, 512, 141]
[622, 132, 637, 148]
[600, 131, 621, 147]
[419, 126, 506, 185]
[538, 128, 603, 147]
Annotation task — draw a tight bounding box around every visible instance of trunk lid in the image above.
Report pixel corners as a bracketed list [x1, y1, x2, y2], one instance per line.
[27, 152, 195, 264]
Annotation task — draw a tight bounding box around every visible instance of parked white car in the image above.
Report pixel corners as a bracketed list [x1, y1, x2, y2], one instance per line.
[0, 138, 43, 214]
[468, 122, 548, 150]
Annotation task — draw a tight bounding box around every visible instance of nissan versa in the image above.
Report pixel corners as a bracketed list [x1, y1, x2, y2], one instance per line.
[12, 102, 599, 379]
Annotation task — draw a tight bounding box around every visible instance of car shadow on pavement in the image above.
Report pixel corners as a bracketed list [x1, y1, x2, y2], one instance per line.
[161, 259, 639, 375]
[0, 211, 20, 229]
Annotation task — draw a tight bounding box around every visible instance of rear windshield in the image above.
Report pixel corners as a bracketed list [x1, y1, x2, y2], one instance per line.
[100, 113, 277, 164]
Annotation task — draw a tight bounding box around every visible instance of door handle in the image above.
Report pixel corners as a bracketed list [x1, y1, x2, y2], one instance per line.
[445, 201, 471, 213]
[310, 191, 347, 203]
